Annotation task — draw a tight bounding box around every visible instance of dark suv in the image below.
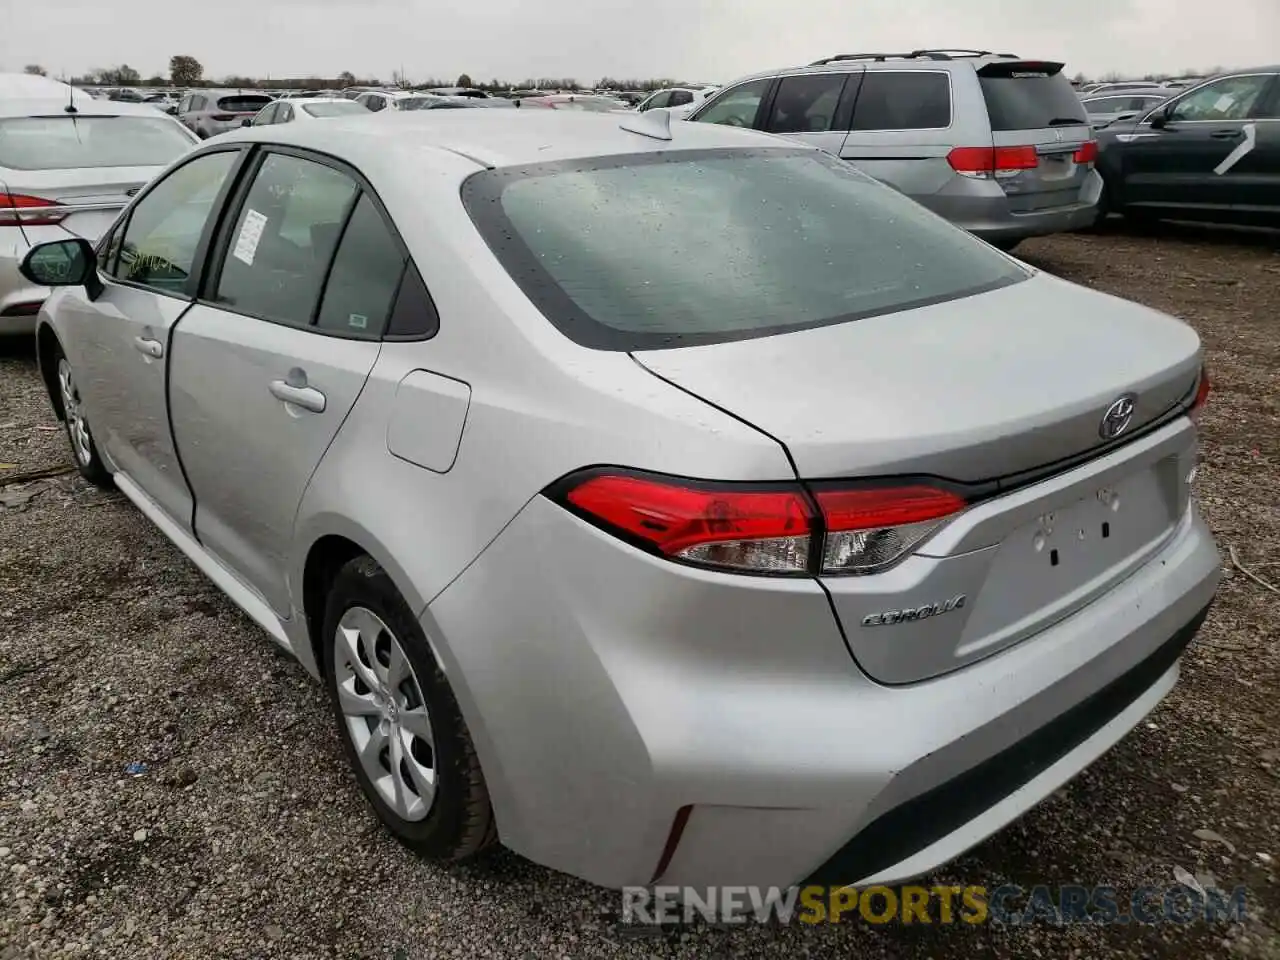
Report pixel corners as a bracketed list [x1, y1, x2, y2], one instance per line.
[1095, 67, 1280, 228]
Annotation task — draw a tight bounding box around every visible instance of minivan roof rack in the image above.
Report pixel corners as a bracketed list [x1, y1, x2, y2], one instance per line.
[809, 49, 1017, 65]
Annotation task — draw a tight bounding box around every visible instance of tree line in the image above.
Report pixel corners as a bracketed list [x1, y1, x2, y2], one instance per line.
[25, 56, 686, 92]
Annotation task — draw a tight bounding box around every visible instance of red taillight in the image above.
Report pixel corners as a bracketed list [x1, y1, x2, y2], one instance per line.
[564, 473, 814, 574]
[947, 145, 1039, 179]
[1073, 140, 1098, 164]
[556, 471, 968, 576]
[0, 193, 68, 227]
[1190, 367, 1211, 421]
[815, 486, 968, 574]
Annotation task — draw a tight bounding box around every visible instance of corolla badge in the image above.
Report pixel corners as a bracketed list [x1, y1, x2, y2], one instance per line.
[862, 595, 966, 628]
[1100, 393, 1138, 440]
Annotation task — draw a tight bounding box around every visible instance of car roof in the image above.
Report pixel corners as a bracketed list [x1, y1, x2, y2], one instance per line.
[0, 98, 183, 119]
[217, 108, 799, 170]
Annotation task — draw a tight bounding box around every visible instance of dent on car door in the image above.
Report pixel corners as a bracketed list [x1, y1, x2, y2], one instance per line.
[58, 148, 244, 529]
[167, 149, 403, 617]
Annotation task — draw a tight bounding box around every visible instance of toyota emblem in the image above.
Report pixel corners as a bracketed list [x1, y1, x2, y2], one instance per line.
[1100, 393, 1138, 440]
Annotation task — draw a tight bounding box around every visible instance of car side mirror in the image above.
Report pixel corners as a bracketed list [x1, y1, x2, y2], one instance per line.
[1149, 105, 1172, 129]
[241, 118, 253, 127]
[20, 238, 103, 300]
[166, 105, 178, 116]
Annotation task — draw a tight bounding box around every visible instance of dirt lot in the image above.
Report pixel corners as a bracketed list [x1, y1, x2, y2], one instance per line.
[1, 224, 1278, 960]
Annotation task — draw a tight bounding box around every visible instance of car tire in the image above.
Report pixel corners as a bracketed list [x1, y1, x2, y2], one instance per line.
[322, 555, 497, 861]
[53, 352, 112, 489]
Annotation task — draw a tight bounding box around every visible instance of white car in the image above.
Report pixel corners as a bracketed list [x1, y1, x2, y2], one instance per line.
[246, 97, 371, 128]
[635, 85, 719, 119]
[0, 97, 198, 335]
[354, 90, 411, 113]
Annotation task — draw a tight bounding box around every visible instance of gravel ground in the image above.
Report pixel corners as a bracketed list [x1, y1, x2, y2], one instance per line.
[2, 223, 1278, 959]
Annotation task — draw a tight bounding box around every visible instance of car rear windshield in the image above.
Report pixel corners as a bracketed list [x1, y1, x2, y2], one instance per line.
[462, 148, 1027, 350]
[218, 96, 272, 113]
[978, 65, 1087, 131]
[302, 100, 368, 118]
[0, 116, 194, 171]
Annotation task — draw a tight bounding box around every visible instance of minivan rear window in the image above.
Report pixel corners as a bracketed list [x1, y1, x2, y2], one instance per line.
[462, 148, 1027, 351]
[218, 96, 272, 113]
[978, 66, 1087, 131]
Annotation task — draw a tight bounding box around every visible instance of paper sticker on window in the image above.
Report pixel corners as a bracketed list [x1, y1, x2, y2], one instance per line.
[348, 314, 368, 329]
[1212, 94, 1236, 113]
[232, 209, 269, 266]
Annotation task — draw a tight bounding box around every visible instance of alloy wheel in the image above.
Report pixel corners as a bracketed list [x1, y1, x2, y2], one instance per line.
[57, 359, 92, 467]
[332, 606, 437, 821]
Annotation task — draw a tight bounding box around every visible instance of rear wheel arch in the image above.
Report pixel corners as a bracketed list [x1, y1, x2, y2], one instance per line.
[302, 534, 370, 674]
[36, 323, 65, 421]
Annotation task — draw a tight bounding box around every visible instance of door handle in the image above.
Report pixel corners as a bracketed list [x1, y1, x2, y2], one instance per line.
[269, 379, 326, 413]
[1210, 129, 1244, 139]
[133, 336, 164, 359]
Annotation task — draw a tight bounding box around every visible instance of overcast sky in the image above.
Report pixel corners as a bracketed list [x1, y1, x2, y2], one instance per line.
[5, 0, 1277, 84]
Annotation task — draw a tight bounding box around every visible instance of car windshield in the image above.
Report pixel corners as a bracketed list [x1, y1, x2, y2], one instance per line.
[0, 116, 194, 170]
[302, 100, 368, 118]
[463, 148, 1027, 350]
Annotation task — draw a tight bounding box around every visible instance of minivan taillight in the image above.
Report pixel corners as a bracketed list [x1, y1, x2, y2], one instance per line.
[0, 193, 68, 227]
[1073, 140, 1099, 164]
[947, 145, 1039, 179]
[553, 470, 968, 576]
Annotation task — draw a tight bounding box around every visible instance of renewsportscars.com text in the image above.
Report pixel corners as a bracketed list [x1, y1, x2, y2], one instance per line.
[622, 883, 1248, 926]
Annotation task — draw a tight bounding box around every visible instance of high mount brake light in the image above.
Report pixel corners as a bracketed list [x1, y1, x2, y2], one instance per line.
[554, 471, 968, 576]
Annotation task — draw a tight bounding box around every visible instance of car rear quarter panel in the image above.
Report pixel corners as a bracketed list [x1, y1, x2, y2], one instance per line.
[290, 148, 795, 621]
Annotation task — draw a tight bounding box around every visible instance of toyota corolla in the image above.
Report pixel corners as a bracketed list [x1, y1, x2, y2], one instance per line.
[22, 108, 1219, 890]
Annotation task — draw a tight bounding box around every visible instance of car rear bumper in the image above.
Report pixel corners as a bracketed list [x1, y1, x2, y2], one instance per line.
[425, 491, 1220, 890]
[927, 171, 1104, 242]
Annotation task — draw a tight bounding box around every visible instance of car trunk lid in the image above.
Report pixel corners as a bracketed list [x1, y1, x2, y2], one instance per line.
[633, 272, 1204, 683]
[3, 167, 157, 242]
[633, 272, 1201, 485]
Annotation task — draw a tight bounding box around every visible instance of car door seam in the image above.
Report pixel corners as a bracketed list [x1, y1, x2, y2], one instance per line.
[163, 300, 204, 537]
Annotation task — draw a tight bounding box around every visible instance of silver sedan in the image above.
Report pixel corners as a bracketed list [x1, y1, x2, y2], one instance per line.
[0, 97, 197, 335]
[22, 110, 1219, 890]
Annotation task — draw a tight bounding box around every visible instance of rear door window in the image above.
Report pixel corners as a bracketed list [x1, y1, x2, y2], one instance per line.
[763, 73, 849, 133]
[668, 90, 694, 107]
[213, 152, 358, 327]
[850, 72, 950, 130]
[315, 193, 406, 339]
[977, 63, 1086, 130]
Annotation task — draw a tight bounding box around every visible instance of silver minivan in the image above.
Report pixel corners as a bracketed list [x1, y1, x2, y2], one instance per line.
[689, 50, 1100, 250]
